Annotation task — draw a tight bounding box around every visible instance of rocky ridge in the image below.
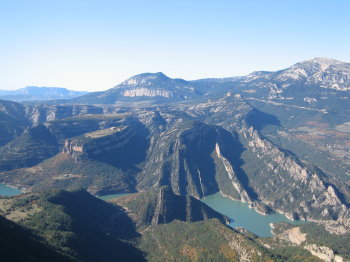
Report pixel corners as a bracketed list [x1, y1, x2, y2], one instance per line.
[240, 58, 350, 93]
[63, 126, 133, 161]
[1, 94, 350, 231]
[112, 186, 229, 229]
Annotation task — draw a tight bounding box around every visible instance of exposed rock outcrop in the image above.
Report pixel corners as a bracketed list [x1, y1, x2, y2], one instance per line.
[241, 126, 348, 221]
[63, 126, 133, 161]
[304, 244, 343, 262]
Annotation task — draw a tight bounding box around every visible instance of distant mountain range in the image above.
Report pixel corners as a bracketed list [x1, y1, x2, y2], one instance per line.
[2, 57, 349, 105]
[72, 57, 350, 105]
[0, 86, 89, 101]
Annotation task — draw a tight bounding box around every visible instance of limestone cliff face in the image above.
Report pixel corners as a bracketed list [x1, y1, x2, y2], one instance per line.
[129, 96, 350, 224]
[24, 104, 103, 125]
[240, 58, 350, 93]
[135, 105, 350, 225]
[304, 244, 344, 262]
[121, 88, 173, 98]
[241, 126, 348, 221]
[74, 72, 201, 104]
[0, 99, 104, 146]
[62, 126, 134, 161]
[136, 121, 256, 204]
[117, 186, 228, 229]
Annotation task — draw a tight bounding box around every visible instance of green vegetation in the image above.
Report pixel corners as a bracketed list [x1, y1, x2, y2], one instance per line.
[0, 100, 30, 146]
[45, 114, 131, 146]
[49, 113, 129, 124]
[1, 97, 349, 228]
[0, 124, 58, 172]
[84, 126, 126, 138]
[139, 219, 273, 262]
[269, 246, 322, 262]
[11, 189, 145, 261]
[0, 188, 337, 262]
[300, 223, 350, 259]
[0, 215, 73, 262]
[1, 153, 137, 195]
[271, 222, 350, 260]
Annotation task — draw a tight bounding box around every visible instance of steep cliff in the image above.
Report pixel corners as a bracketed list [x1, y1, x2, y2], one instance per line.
[63, 126, 134, 161]
[114, 186, 229, 229]
[240, 126, 349, 221]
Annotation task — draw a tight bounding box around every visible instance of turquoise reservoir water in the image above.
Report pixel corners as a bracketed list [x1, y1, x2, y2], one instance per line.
[201, 193, 305, 237]
[100, 191, 305, 237]
[99, 193, 133, 201]
[0, 184, 22, 196]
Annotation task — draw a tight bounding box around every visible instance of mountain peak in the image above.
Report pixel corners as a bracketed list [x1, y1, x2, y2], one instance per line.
[275, 57, 346, 81]
[291, 57, 344, 74]
[116, 72, 170, 88]
[295, 57, 344, 70]
[114, 72, 171, 89]
[140, 72, 168, 78]
[131, 72, 169, 80]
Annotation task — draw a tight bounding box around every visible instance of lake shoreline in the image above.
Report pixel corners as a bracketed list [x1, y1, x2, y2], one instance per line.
[201, 192, 306, 237]
[0, 183, 23, 196]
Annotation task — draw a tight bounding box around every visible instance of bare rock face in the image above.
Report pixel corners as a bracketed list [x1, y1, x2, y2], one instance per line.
[121, 88, 173, 97]
[240, 126, 348, 221]
[130, 97, 350, 226]
[115, 72, 199, 98]
[126, 186, 229, 228]
[241, 57, 350, 92]
[75, 72, 202, 103]
[63, 126, 133, 161]
[136, 120, 258, 205]
[214, 142, 252, 204]
[304, 244, 341, 262]
[24, 104, 103, 125]
[0, 99, 104, 146]
[311, 62, 350, 91]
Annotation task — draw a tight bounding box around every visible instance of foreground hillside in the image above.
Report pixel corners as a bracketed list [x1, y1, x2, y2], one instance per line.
[0, 215, 72, 262]
[0, 189, 329, 261]
[0, 189, 144, 261]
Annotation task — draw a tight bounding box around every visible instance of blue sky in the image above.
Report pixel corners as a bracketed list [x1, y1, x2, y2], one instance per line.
[1, 0, 349, 91]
